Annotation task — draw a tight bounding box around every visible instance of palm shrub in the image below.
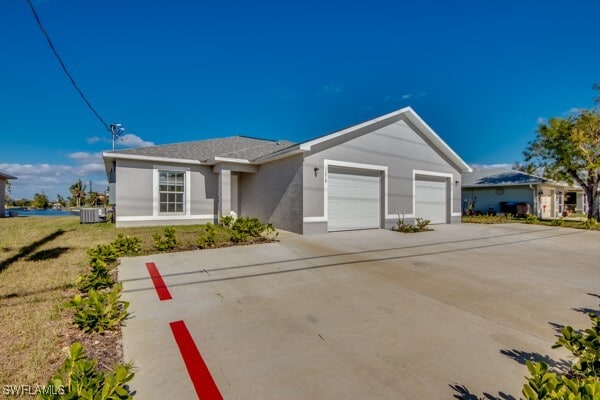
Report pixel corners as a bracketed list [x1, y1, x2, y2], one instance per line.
[395, 215, 431, 233]
[415, 217, 431, 231]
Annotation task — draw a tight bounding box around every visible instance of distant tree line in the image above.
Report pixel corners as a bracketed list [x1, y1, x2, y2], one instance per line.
[5, 179, 108, 209]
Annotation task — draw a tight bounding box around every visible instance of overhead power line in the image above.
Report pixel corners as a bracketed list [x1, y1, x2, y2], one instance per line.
[25, 0, 111, 134]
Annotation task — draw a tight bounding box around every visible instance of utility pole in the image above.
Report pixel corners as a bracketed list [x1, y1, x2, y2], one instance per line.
[110, 123, 124, 151]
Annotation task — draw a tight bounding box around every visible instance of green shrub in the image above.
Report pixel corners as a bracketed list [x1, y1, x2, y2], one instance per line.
[197, 223, 217, 249]
[521, 312, 600, 400]
[415, 217, 431, 231]
[153, 227, 178, 251]
[65, 284, 129, 333]
[551, 218, 564, 226]
[522, 361, 600, 400]
[395, 216, 419, 233]
[41, 342, 134, 400]
[87, 244, 119, 266]
[525, 214, 539, 224]
[395, 216, 431, 233]
[77, 263, 114, 292]
[230, 217, 274, 243]
[552, 313, 600, 378]
[584, 218, 599, 230]
[462, 214, 510, 224]
[219, 215, 235, 228]
[111, 233, 141, 256]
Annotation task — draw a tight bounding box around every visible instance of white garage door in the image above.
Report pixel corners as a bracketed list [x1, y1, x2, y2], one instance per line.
[328, 168, 381, 231]
[415, 177, 447, 224]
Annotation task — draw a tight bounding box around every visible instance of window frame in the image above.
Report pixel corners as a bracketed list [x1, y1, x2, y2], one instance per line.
[158, 170, 186, 214]
[152, 166, 191, 217]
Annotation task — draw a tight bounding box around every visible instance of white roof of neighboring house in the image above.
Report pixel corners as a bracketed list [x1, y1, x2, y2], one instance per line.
[462, 167, 569, 188]
[0, 172, 17, 180]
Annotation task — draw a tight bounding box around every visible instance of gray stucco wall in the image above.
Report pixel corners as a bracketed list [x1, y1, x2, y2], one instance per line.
[115, 159, 217, 227]
[462, 186, 534, 214]
[240, 154, 303, 233]
[115, 160, 154, 217]
[303, 117, 463, 232]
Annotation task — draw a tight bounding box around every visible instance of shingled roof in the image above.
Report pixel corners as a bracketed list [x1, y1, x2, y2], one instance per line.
[462, 167, 556, 187]
[111, 136, 296, 162]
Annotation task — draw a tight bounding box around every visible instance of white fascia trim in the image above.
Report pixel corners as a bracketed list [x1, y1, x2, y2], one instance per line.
[254, 147, 305, 164]
[103, 152, 203, 165]
[300, 107, 412, 151]
[303, 159, 391, 223]
[413, 169, 458, 219]
[153, 165, 191, 217]
[303, 216, 327, 223]
[211, 157, 254, 164]
[296, 107, 471, 173]
[117, 214, 216, 222]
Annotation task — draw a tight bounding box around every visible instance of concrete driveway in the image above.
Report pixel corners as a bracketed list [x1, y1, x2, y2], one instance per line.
[118, 224, 600, 399]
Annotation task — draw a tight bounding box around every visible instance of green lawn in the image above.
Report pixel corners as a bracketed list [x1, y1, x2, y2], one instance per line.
[0, 216, 253, 390]
[462, 214, 600, 230]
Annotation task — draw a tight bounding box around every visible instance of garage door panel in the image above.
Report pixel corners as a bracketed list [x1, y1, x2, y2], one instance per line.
[328, 170, 381, 232]
[415, 178, 447, 224]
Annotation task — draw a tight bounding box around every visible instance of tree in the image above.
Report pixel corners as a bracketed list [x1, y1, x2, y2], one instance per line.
[523, 110, 600, 220]
[512, 162, 538, 175]
[32, 192, 49, 209]
[56, 194, 66, 206]
[69, 179, 86, 208]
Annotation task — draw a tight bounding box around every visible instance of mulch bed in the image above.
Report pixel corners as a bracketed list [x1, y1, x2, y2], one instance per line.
[64, 325, 123, 371]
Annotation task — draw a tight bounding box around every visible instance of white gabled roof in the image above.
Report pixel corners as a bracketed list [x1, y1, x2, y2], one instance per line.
[258, 107, 472, 173]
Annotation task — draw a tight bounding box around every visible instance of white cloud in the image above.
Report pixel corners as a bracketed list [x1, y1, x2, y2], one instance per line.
[317, 85, 342, 96]
[76, 163, 106, 175]
[0, 162, 107, 200]
[536, 116, 546, 124]
[118, 134, 154, 148]
[86, 136, 102, 144]
[401, 93, 412, 100]
[69, 152, 103, 161]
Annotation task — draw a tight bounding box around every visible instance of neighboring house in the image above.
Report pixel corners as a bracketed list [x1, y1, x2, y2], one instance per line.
[102, 107, 471, 234]
[462, 168, 587, 218]
[0, 172, 17, 217]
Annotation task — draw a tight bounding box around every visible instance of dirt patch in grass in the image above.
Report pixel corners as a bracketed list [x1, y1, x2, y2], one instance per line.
[0, 216, 277, 390]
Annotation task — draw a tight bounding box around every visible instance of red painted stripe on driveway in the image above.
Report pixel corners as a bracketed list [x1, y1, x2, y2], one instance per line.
[170, 320, 223, 400]
[145, 262, 172, 301]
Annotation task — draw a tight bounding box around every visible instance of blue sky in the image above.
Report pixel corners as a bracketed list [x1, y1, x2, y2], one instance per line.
[1, 0, 599, 199]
